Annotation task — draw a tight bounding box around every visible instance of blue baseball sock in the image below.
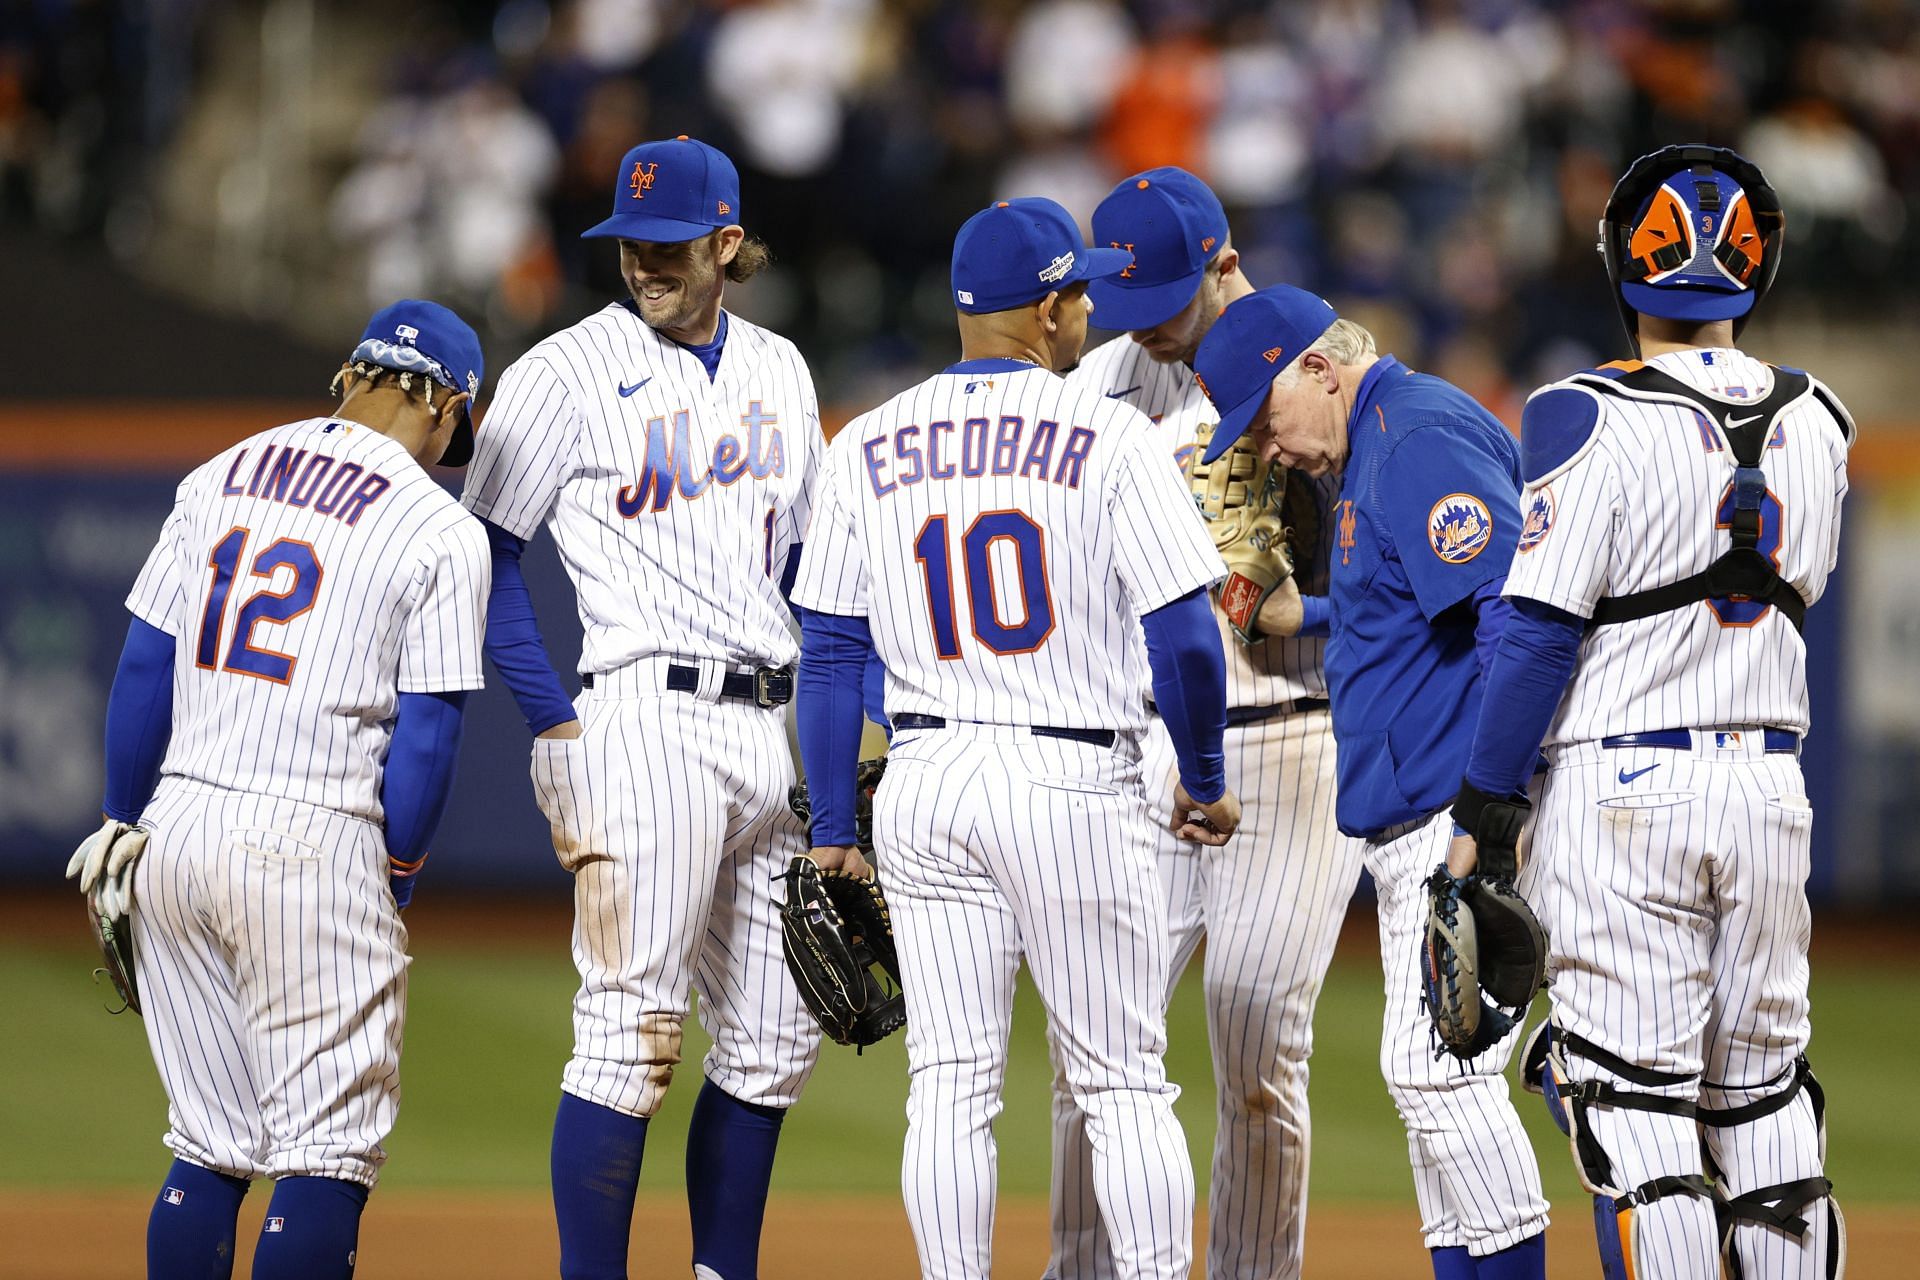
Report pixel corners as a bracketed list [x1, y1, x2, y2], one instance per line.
[551, 1091, 650, 1280]
[1430, 1245, 1475, 1280]
[147, 1158, 250, 1280]
[249, 1176, 369, 1279]
[685, 1079, 786, 1280]
[1473, 1233, 1547, 1279]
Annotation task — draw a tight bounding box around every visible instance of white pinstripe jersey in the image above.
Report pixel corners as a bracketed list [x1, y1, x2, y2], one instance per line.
[1506, 348, 1853, 742]
[1070, 335, 1335, 706]
[791, 361, 1225, 732]
[462, 303, 823, 672]
[124, 418, 490, 821]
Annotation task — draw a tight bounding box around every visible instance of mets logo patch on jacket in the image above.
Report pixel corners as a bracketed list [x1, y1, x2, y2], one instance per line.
[1428, 493, 1493, 563]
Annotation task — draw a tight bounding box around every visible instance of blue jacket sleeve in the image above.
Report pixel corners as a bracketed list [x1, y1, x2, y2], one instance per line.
[795, 606, 877, 847]
[481, 518, 578, 735]
[102, 616, 176, 822]
[1142, 588, 1228, 804]
[1462, 597, 1584, 800]
[381, 689, 469, 908]
[1298, 594, 1330, 638]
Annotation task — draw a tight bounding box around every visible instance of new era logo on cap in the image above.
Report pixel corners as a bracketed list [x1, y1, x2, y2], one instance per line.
[1263, 346, 1284, 363]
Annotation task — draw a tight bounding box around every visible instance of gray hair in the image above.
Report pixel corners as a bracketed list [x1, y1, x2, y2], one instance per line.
[1274, 318, 1377, 386]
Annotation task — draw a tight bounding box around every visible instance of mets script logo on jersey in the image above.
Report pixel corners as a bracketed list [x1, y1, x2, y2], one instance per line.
[1517, 486, 1554, 553]
[616, 401, 784, 516]
[629, 161, 659, 199]
[1427, 493, 1492, 564]
[1336, 499, 1357, 565]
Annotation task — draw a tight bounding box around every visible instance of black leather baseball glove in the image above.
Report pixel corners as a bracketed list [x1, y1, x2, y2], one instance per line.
[1422, 783, 1547, 1059]
[779, 856, 905, 1049]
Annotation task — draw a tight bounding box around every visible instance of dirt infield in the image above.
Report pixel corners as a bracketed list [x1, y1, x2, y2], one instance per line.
[4, 1189, 1913, 1279]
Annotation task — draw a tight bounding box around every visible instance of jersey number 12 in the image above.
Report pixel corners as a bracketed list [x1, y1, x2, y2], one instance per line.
[196, 525, 324, 683]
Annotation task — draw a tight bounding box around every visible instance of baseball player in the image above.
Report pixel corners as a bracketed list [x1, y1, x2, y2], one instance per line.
[66, 300, 491, 1279]
[458, 136, 825, 1280]
[1448, 145, 1851, 1279]
[790, 196, 1239, 1280]
[1194, 286, 1551, 1279]
[1049, 167, 1359, 1280]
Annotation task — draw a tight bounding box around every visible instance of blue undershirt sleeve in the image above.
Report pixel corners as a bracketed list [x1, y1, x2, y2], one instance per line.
[1471, 576, 1515, 682]
[1298, 594, 1330, 638]
[1142, 587, 1228, 805]
[102, 616, 176, 823]
[381, 689, 469, 907]
[481, 518, 578, 735]
[1462, 597, 1585, 800]
[795, 606, 876, 847]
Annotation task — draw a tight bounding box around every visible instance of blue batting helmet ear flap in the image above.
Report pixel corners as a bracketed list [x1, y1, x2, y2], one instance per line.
[1598, 144, 1785, 357]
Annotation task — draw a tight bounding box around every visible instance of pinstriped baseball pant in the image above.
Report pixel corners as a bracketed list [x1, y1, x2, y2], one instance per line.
[1048, 708, 1361, 1279]
[130, 778, 408, 1188]
[876, 721, 1193, 1280]
[1369, 811, 1552, 1256]
[531, 683, 822, 1118]
[1534, 736, 1833, 1279]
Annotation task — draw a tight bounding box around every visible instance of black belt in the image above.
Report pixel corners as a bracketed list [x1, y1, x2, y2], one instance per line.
[1147, 696, 1329, 727]
[581, 662, 794, 707]
[1600, 728, 1798, 754]
[891, 712, 1115, 749]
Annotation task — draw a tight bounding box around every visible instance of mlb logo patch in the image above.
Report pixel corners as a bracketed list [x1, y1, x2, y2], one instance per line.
[163, 1187, 185, 1205]
[1714, 732, 1743, 749]
[265, 1217, 285, 1233]
[1427, 493, 1492, 564]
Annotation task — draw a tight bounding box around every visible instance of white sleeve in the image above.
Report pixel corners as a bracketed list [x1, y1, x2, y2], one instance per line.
[461, 354, 582, 540]
[788, 439, 870, 617]
[397, 515, 493, 693]
[1109, 424, 1224, 613]
[773, 380, 826, 593]
[1503, 442, 1623, 618]
[125, 474, 195, 637]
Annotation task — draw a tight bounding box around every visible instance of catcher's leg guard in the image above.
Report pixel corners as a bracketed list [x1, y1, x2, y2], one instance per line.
[1524, 1022, 1720, 1279]
[1701, 1056, 1846, 1279]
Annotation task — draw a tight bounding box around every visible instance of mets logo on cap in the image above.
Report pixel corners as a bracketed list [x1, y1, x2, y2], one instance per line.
[1428, 492, 1493, 563]
[1517, 487, 1555, 553]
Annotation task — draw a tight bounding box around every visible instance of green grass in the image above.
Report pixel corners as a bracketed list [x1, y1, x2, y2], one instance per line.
[6, 926, 1915, 1206]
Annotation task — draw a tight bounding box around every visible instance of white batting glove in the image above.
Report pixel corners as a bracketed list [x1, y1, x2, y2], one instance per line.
[66, 819, 149, 919]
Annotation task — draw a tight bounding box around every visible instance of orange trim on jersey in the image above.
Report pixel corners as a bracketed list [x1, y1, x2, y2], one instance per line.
[1595, 360, 1646, 373]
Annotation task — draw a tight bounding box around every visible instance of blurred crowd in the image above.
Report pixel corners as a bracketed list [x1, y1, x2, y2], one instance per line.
[5, 0, 1919, 413]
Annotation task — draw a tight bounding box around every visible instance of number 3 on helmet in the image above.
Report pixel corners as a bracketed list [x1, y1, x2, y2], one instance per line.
[1598, 144, 1786, 355]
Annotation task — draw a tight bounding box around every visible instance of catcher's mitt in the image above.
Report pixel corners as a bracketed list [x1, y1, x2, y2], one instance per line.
[778, 856, 905, 1048]
[788, 757, 887, 854]
[1189, 421, 1300, 643]
[1422, 785, 1546, 1059]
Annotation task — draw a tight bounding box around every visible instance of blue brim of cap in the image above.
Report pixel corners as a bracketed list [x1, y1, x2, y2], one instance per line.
[1201, 382, 1271, 465]
[1066, 245, 1138, 290]
[1621, 281, 1756, 323]
[1088, 268, 1203, 332]
[581, 212, 723, 243]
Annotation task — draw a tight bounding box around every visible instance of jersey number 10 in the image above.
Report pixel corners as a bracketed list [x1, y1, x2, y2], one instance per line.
[914, 511, 1056, 658]
[196, 526, 324, 683]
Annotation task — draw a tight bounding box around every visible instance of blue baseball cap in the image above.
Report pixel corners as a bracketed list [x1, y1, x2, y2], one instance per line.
[1191, 286, 1338, 464]
[349, 299, 484, 466]
[951, 198, 1134, 315]
[581, 136, 741, 244]
[1087, 168, 1230, 332]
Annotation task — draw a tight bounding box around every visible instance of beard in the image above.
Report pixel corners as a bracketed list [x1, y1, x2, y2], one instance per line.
[627, 249, 720, 334]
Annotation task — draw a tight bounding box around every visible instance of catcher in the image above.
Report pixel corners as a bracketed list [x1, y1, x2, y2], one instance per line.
[783, 759, 905, 1049]
[1193, 285, 1553, 1279]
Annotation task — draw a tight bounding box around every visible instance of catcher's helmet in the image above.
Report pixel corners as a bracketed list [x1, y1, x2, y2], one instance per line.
[1599, 144, 1784, 355]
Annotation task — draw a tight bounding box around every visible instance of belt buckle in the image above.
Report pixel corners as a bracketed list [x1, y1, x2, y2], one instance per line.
[753, 665, 793, 708]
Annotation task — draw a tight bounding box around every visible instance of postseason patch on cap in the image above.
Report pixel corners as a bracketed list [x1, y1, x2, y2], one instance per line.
[1428, 493, 1493, 563]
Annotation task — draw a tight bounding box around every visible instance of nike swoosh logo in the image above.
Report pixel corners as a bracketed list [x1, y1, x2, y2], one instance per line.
[1726, 413, 1762, 429]
[1106, 385, 1140, 399]
[1618, 764, 1660, 784]
[618, 377, 652, 397]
